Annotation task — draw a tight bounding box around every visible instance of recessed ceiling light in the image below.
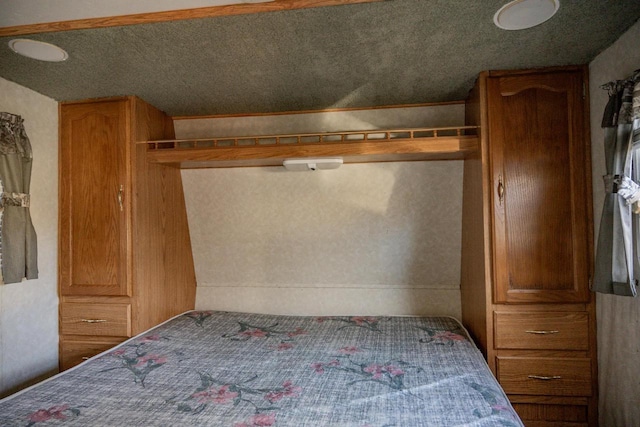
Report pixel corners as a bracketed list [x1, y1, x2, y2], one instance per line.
[494, 0, 559, 30]
[8, 39, 68, 62]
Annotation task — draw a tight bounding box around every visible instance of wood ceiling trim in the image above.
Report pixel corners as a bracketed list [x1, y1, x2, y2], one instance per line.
[0, 0, 384, 37]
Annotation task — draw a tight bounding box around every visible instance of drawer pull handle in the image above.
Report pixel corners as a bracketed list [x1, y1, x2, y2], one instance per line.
[80, 319, 107, 323]
[81, 357, 91, 360]
[528, 375, 562, 381]
[525, 330, 559, 335]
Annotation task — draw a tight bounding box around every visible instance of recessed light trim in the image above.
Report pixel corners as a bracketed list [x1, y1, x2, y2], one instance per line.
[8, 39, 68, 62]
[494, 0, 559, 31]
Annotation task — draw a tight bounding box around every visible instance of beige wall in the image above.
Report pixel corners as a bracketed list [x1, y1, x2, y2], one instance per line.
[0, 77, 58, 397]
[175, 103, 464, 138]
[589, 19, 640, 426]
[176, 104, 465, 317]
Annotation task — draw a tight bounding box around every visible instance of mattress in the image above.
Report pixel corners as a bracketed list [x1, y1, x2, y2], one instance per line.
[0, 311, 523, 426]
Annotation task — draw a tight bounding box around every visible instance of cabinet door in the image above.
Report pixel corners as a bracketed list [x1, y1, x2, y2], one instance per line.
[59, 100, 130, 296]
[488, 71, 590, 303]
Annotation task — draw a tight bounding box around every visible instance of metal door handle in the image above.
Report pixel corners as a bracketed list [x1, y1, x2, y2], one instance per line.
[497, 175, 505, 204]
[117, 184, 124, 212]
[525, 330, 560, 335]
[80, 319, 107, 323]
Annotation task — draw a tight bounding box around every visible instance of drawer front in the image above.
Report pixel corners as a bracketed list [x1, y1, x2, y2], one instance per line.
[60, 338, 124, 371]
[497, 357, 592, 396]
[494, 311, 589, 350]
[510, 402, 588, 425]
[60, 303, 131, 337]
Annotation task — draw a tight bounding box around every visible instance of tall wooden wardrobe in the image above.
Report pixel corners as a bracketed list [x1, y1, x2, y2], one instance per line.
[461, 66, 597, 426]
[58, 96, 196, 370]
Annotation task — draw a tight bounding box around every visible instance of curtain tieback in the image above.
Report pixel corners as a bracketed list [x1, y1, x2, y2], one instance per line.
[603, 174, 640, 204]
[0, 192, 30, 208]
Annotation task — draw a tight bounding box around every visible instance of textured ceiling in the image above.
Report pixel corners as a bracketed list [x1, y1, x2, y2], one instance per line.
[1, 0, 639, 116]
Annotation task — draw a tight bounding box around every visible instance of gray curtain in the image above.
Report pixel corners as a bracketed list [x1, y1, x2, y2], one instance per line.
[0, 112, 38, 284]
[592, 70, 640, 296]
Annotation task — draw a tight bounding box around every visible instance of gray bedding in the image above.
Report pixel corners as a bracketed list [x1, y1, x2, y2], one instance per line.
[0, 311, 523, 426]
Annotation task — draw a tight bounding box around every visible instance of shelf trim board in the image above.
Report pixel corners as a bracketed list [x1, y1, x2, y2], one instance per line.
[142, 125, 479, 168]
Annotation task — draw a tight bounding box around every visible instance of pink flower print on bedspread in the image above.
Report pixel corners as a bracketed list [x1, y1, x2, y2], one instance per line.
[467, 382, 521, 427]
[433, 331, 466, 342]
[286, 327, 307, 337]
[338, 346, 360, 355]
[185, 310, 214, 327]
[311, 359, 340, 374]
[234, 412, 277, 427]
[223, 321, 308, 351]
[264, 381, 302, 403]
[415, 325, 468, 345]
[315, 316, 389, 332]
[27, 405, 81, 426]
[170, 372, 302, 417]
[191, 385, 239, 404]
[274, 342, 294, 351]
[133, 354, 167, 368]
[139, 334, 162, 343]
[241, 329, 268, 338]
[311, 349, 423, 391]
[363, 364, 405, 380]
[100, 338, 169, 388]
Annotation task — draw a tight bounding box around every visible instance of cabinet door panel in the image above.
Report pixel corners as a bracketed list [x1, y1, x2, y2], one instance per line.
[488, 72, 590, 303]
[60, 100, 129, 296]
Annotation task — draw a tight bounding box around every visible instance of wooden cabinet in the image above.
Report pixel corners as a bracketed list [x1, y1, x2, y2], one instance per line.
[59, 100, 129, 297]
[461, 67, 597, 426]
[58, 96, 196, 370]
[487, 71, 591, 304]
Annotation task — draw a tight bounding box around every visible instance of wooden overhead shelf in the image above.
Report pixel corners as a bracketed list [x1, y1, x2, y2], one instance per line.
[142, 125, 479, 168]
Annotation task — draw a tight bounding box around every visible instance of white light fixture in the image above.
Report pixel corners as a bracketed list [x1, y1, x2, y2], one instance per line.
[283, 158, 343, 172]
[8, 39, 68, 62]
[494, 0, 559, 31]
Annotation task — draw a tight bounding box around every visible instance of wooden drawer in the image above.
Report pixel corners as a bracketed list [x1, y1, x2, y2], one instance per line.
[60, 303, 131, 337]
[60, 338, 125, 371]
[511, 402, 588, 426]
[495, 311, 589, 350]
[497, 357, 591, 396]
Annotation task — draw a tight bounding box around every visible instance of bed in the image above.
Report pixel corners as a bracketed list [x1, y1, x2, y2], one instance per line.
[0, 311, 523, 426]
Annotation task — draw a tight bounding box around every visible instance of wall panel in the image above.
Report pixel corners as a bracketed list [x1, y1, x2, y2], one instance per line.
[588, 19, 640, 427]
[0, 77, 58, 397]
[176, 104, 465, 317]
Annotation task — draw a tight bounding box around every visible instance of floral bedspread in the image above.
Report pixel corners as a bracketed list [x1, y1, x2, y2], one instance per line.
[0, 311, 523, 427]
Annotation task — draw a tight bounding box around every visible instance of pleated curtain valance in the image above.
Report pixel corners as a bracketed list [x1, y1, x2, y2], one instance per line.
[0, 112, 38, 285]
[592, 69, 640, 296]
